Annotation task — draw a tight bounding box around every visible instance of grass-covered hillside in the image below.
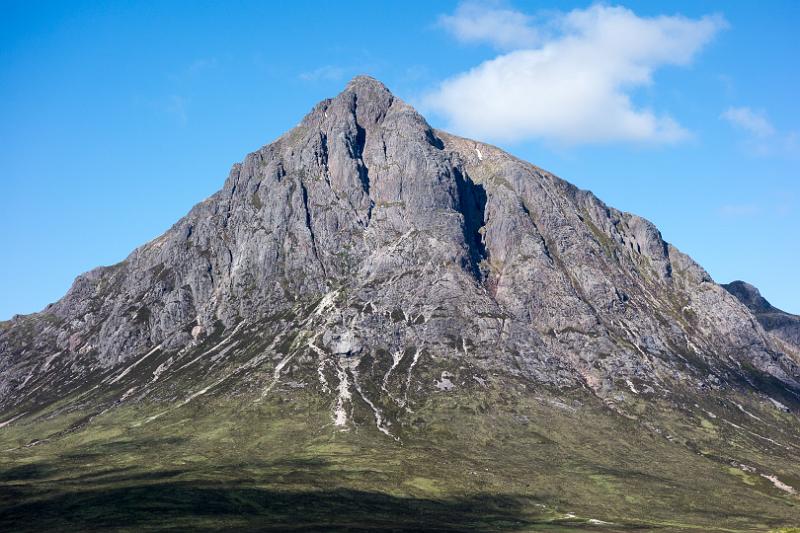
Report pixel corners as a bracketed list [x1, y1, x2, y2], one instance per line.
[2, 368, 799, 532]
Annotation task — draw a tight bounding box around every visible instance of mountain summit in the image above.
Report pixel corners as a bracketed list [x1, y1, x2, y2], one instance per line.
[1, 77, 799, 530]
[724, 280, 800, 349]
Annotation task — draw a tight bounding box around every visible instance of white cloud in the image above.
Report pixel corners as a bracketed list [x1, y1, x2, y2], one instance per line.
[438, 1, 540, 50]
[721, 107, 775, 137]
[299, 65, 348, 82]
[425, 4, 726, 145]
[721, 106, 798, 156]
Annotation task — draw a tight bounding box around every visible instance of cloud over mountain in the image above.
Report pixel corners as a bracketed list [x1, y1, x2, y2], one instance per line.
[426, 3, 726, 145]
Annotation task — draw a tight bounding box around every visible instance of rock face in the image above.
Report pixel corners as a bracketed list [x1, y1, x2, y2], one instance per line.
[1, 76, 799, 428]
[723, 280, 800, 349]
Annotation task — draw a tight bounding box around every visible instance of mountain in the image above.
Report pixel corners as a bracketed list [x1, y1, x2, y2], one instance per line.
[1, 76, 799, 532]
[724, 280, 800, 349]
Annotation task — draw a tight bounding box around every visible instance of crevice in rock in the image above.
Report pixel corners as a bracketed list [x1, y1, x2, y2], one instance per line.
[319, 132, 331, 186]
[454, 167, 488, 281]
[354, 128, 371, 200]
[206, 260, 215, 288]
[350, 96, 371, 195]
[426, 129, 445, 150]
[351, 94, 373, 226]
[300, 181, 326, 277]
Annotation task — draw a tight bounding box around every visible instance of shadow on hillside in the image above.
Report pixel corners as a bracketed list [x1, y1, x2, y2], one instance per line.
[728, 365, 800, 410]
[0, 481, 555, 532]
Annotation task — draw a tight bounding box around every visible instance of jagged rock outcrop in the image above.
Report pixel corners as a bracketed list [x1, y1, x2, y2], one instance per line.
[1, 76, 798, 429]
[723, 280, 800, 349]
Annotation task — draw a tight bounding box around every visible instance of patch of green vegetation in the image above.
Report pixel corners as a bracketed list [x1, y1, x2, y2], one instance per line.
[374, 201, 405, 209]
[727, 467, 757, 486]
[581, 210, 616, 261]
[1, 357, 799, 532]
[699, 417, 717, 432]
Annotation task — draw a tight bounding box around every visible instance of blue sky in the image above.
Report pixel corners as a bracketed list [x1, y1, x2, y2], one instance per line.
[1, 0, 798, 319]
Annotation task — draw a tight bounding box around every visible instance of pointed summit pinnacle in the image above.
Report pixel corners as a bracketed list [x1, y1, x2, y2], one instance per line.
[345, 75, 390, 93]
[335, 75, 398, 126]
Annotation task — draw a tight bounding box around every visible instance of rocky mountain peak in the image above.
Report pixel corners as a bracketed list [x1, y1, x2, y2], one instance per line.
[723, 280, 774, 313]
[1, 76, 799, 434]
[298, 75, 398, 133]
[724, 280, 800, 349]
[344, 74, 394, 103]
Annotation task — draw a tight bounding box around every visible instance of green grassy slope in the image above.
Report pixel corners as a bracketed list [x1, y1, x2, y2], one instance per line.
[1, 372, 798, 532]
